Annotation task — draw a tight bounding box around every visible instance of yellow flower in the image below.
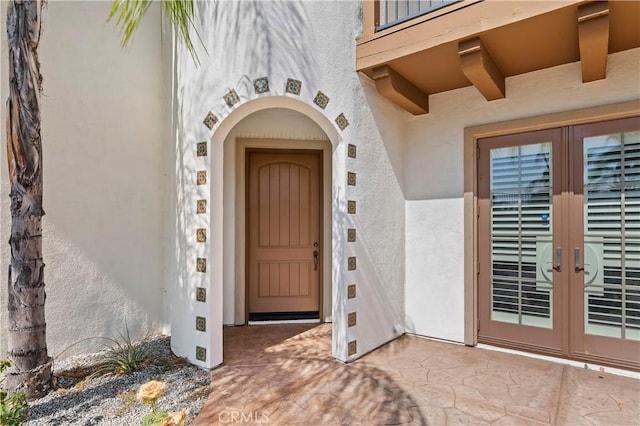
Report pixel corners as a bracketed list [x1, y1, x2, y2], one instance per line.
[167, 410, 187, 426]
[136, 380, 167, 404]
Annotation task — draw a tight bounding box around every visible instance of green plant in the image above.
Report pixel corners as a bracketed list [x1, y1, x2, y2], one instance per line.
[93, 326, 151, 377]
[0, 359, 29, 426]
[140, 410, 169, 426]
[136, 381, 187, 426]
[140, 409, 187, 426]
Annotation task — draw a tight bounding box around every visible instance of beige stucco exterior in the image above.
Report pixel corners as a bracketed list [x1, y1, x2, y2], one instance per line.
[0, 1, 638, 370]
[1, 1, 170, 358]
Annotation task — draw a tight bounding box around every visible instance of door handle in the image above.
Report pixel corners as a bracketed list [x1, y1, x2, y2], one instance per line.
[313, 250, 319, 271]
[553, 247, 561, 272]
[574, 247, 584, 272]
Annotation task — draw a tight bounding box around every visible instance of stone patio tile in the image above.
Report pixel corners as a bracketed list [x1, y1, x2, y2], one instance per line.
[584, 410, 639, 425]
[454, 398, 506, 422]
[428, 368, 470, 385]
[369, 402, 414, 425]
[411, 382, 455, 408]
[194, 324, 640, 426]
[506, 404, 553, 423]
[386, 356, 424, 370]
[507, 384, 559, 408]
[450, 384, 486, 401]
[444, 407, 490, 425]
[397, 367, 429, 381]
[406, 404, 447, 424]
[463, 374, 512, 403]
[492, 414, 545, 425]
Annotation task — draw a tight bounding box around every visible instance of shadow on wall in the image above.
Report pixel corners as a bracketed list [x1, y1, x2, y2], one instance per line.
[347, 206, 405, 347]
[171, 0, 322, 357]
[332, 184, 346, 359]
[25, 1, 168, 357]
[197, 1, 318, 84]
[176, 0, 318, 118]
[359, 74, 409, 198]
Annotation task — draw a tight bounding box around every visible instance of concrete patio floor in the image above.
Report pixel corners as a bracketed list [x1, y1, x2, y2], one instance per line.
[193, 324, 639, 425]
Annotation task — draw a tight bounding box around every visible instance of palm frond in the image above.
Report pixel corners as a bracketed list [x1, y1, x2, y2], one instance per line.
[108, 0, 204, 64]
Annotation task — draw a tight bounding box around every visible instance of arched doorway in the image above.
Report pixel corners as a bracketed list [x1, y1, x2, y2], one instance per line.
[206, 97, 347, 367]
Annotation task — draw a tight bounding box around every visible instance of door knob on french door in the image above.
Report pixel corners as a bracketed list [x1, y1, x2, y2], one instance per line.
[574, 247, 584, 272]
[553, 247, 561, 271]
[313, 250, 319, 271]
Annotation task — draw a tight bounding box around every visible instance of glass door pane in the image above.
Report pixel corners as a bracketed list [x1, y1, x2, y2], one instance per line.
[583, 130, 640, 341]
[490, 143, 553, 329]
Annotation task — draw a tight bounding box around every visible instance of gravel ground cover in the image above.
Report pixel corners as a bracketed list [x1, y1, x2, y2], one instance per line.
[25, 336, 210, 426]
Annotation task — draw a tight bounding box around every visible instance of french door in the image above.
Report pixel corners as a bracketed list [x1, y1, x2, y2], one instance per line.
[478, 117, 640, 369]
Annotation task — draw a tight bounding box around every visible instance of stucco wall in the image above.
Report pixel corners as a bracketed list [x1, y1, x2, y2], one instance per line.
[0, 1, 168, 358]
[404, 48, 640, 343]
[171, 0, 406, 366]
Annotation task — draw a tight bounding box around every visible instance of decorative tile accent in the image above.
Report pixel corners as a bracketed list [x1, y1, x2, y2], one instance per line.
[348, 256, 357, 271]
[224, 89, 240, 107]
[197, 170, 207, 185]
[347, 144, 357, 159]
[196, 228, 207, 243]
[196, 316, 206, 332]
[348, 340, 357, 356]
[348, 312, 357, 327]
[335, 113, 350, 131]
[347, 200, 356, 215]
[197, 142, 208, 157]
[203, 112, 218, 130]
[347, 228, 356, 243]
[196, 287, 207, 302]
[253, 77, 270, 94]
[196, 257, 207, 273]
[195, 346, 207, 361]
[347, 172, 356, 186]
[313, 91, 330, 109]
[197, 199, 207, 214]
[347, 284, 356, 299]
[285, 78, 302, 95]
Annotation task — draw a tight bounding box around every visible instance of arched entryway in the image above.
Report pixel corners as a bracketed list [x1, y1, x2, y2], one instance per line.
[206, 97, 348, 367]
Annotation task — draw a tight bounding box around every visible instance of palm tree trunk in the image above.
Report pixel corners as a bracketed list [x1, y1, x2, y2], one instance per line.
[4, 0, 52, 398]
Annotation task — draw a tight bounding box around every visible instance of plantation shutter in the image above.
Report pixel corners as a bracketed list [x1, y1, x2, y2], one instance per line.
[490, 143, 553, 327]
[583, 131, 640, 337]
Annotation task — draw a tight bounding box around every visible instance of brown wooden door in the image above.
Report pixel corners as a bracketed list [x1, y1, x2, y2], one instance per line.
[478, 117, 640, 369]
[247, 151, 321, 320]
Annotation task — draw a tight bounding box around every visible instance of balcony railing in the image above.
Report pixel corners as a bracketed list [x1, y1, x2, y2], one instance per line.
[377, 0, 461, 30]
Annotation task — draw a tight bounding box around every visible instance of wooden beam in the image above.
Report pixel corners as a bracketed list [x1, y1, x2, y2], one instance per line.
[578, 1, 609, 82]
[357, 0, 583, 70]
[360, 0, 377, 41]
[371, 66, 429, 115]
[458, 37, 505, 101]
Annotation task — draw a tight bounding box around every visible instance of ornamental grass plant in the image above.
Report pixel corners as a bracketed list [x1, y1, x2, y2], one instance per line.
[0, 359, 28, 426]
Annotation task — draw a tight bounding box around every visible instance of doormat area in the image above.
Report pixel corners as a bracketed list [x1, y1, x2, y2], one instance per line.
[249, 311, 319, 321]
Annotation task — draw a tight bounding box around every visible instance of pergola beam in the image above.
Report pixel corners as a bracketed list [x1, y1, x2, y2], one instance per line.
[458, 37, 505, 102]
[578, 1, 609, 83]
[371, 66, 429, 115]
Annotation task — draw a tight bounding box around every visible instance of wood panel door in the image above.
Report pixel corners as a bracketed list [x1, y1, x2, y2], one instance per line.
[247, 151, 321, 320]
